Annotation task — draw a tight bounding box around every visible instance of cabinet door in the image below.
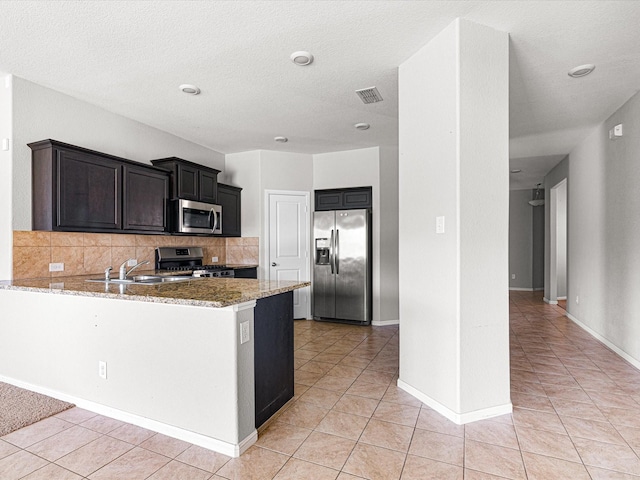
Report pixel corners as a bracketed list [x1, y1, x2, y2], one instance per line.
[199, 170, 218, 203]
[217, 184, 241, 237]
[343, 187, 372, 209]
[177, 164, 199, 200]
[57, 149, 121, 230]
[315, 191, 342, 211]
[123, 165, 169, 232]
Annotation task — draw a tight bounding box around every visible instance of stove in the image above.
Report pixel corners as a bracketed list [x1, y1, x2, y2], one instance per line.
[155, 247, 235, 278]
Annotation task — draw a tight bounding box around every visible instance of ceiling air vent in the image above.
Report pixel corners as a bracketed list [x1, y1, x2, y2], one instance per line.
[356, 87, 383, 104]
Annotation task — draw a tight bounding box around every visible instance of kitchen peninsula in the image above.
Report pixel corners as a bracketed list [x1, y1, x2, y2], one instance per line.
[0, 275, 309, 457]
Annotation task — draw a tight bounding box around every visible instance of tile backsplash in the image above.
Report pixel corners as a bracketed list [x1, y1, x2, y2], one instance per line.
[13, 231, 259, 279]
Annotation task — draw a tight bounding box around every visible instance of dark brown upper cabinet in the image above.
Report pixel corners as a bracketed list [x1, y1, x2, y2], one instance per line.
[29, 139, 170, 234]
[150, 157, 220, 203]
[314, 186, 372, 211]
[217, 183, 242, 237]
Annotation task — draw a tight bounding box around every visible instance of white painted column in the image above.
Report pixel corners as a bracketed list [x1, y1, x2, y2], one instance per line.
[398, 18, 510, 423]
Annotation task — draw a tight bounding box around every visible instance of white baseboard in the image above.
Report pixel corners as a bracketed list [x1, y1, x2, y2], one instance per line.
[509, 287, 534, 291]
[543, 297, 558, 305]
[565, 313, 640, 371]
[0, 375, 256, 457]
[534, 287, 545, 291]
[372, 319, 400, 326]
[397, 379, 512, 425]
[557, 296, 567, 300]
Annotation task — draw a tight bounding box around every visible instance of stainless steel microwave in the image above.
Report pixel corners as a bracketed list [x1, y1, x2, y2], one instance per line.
[172, 199, 222, 235]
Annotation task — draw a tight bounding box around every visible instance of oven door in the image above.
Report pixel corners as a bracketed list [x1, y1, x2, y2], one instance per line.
[174, 199, 222, 234]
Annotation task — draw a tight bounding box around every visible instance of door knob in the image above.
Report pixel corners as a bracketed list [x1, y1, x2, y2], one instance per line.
[271, 262, 277, 267]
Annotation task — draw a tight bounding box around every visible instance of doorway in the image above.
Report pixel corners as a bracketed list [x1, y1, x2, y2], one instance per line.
[549, 179, 567, 305]
[264, 190, 310, 319]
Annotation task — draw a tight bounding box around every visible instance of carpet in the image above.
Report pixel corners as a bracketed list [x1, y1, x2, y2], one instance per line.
[0, 382, 74, 436]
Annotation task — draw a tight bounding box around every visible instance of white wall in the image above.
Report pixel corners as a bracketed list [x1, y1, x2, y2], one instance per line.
[12, 77, 225, 231]
[556, 180, 567, 297]
[225, 150, 313, 278]
[399, 18, 510, 421]
[566, 90, 640, 365]
[0, 75, 13, 280]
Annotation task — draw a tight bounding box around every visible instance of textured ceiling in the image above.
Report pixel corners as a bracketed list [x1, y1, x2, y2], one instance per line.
[1, 1, 639, 188]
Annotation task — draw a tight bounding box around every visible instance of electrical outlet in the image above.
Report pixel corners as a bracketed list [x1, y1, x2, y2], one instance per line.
[49, 262, 64, 272]
[212, 256, 218, 263]
[98, 361, 107, 379]
[436, 216, 445, 234]
[240, 321, 250, 344]
[511, 274, 516, 280]
[576, 296, 579, 304]
[127, 258, 138, 267]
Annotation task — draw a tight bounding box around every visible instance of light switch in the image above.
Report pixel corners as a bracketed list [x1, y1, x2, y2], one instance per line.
[436, 216, 445, 234]
[1, 139, 9, 151]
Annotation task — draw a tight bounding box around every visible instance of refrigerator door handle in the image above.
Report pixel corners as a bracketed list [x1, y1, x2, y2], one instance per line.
[330, 229, 335, 274]
[335, 229, 340, 275]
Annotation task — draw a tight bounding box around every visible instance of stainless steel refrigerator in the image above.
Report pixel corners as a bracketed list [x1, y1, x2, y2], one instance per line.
[313, 209, 372, 325]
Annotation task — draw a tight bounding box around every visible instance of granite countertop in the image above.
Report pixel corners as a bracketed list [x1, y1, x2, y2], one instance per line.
[0, 273, 309, 308]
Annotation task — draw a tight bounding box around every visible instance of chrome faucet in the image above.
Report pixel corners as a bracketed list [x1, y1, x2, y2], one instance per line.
[119, 259, 150, 280]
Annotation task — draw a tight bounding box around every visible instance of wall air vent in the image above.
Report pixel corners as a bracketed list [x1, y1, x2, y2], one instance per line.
[356, 87, 383, 104]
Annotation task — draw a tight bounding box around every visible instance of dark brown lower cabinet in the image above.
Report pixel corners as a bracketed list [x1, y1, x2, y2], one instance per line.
[233, 267, 257, 279]
[254, 291, 294, 428]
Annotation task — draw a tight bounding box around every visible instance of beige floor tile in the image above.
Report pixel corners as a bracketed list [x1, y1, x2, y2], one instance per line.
[138, 433, 191, 458]
[542, 385, 592, 402]
[315, 410, 369, 441]
[146, 459, 212, 480]
[0, 450, 49, 480]
[0, 440, 20, 460]
[357, 369, 396, 386]
[54, 408, 98, 424]
[551, 398, 608, 421]
[562, 416, 626, 445]
[1, 417, 73, 448]
[313, 375, 355, 393]
[298, 360, 335, 375]
[26, 425, 102, 461]
[328, 365, 364, 380]
[295, 349, 319, 361]
[21, 463, 83, 480]
[298, 386, 343, 409]
[573, 437, 640, 476]
[88, 447, 170, 479]
[79, 414, 127, 434]
[586, 465, 640, 479]
[343, 443, 406, 480]
[511, 407, 567, 434]
[601, 406, 640, 429]
[274, 457, 339, 480]
[522, 452, 590, 480]
[216, 446, 288, 480]
[382, 386, 423, 408]
[293, 431, 356, 470]
[294, 369, 324, 386]
[464, 440, 526, 480]
[415, 408, 465, 437]
[333, 394, 380, 418]
[359, 418, 414, 452]
[313, 353, 347, 364]
[175, 445, 231, 473]
[372, 401, 420, 427]
[400, 455, 463, 480]
[516, 426, 581, 462]
[56, 435, 134, 477]
[464, 469, 512, 479]
[336, 473, 365, 479]
[586, 391, 640, 410]
[345, 379, 388, 400]
[276, 401, 329, 429]
[465, 419, 519, 449]
[255, 421, 312, 455]
[511, 392, 556, 413]
[408, 428, 464, 466]
[108, 423, 155, 445]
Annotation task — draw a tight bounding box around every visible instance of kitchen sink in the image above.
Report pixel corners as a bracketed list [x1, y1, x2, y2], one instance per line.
[86, 275, 199, 285]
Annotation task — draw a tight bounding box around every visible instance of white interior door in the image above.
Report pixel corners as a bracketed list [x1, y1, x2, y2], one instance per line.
[267, 191, 310, 319]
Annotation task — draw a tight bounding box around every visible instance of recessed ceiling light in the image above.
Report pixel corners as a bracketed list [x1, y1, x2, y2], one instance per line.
[179, 84, 201, 95]
[568, 64, 595, 78]
[274, 136, 288, 143]
[290, 51, 314, 66]
[354, 123, 370, 130]
[510, 169, 522, 173]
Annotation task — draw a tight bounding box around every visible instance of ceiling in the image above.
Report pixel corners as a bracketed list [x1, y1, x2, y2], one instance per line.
[1, 1, 639, 189]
